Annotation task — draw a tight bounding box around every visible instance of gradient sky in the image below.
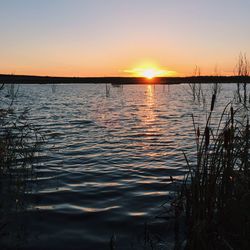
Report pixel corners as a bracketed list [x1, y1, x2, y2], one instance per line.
[0, 0, 250, 76]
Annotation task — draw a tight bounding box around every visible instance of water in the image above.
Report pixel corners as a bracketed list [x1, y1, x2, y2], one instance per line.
[1, 83, 237, 249]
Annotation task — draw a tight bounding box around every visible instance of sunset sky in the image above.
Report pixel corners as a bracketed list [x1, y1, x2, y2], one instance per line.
[1, 0, 250, 77]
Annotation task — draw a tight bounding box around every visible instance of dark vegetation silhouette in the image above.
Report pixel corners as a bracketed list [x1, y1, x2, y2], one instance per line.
[187, 66, 222, 110]
[173, 98, 250, 250]
[0, 84, 43, 248]
[188, 66, 202, 102]
[235, 52, 249, 105]
[172, 54, 250, 249]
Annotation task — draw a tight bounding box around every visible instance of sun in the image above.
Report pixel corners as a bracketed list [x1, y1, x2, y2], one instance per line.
[124, 62, 176, 79]
[135, 67, 173, 79]
[141, 69, 157, 79]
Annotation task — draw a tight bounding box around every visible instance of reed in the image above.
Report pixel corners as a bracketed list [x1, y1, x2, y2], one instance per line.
[0, 85, 43, 248]
[0, 109, 43, 176]
[174, 94, 250, 249]
[188, 66, 203, 103]
[235, 53, 249, 104]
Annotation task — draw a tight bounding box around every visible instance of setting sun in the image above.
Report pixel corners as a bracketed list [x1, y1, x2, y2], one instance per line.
[124, 61, 176, 79]
[141, 69, 164, 79]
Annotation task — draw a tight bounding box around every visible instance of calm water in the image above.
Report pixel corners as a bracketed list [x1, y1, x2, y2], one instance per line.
[2, 84, 236, 249]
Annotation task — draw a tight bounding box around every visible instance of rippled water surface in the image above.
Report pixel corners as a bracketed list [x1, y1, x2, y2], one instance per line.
[5, 84, 236, 249]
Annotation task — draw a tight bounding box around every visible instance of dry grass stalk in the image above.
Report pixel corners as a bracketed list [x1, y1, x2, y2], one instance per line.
[175, 94, 250, 249]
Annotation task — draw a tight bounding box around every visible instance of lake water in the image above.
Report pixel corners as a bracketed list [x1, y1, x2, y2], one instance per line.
[1, 83, 237, 249]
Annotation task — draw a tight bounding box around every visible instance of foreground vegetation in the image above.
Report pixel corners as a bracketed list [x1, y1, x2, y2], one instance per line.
[174, 94, 250, 249]
[0, 84, 43, 248]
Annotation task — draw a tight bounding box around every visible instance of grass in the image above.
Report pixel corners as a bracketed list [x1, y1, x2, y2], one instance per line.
[235, 53, 249, 104]
[174, 94, 250, 249]
[0, 84, 43, 248]
[0, 107, 43, 176]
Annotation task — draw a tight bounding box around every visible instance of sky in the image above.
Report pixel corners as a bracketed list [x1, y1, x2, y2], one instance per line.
[0, 0, 250, 77]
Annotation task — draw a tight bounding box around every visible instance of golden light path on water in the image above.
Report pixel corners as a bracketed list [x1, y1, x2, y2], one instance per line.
[139, 84, 160, 158]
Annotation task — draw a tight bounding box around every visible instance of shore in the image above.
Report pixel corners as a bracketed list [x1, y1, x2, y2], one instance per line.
[1, 74, 250, 84]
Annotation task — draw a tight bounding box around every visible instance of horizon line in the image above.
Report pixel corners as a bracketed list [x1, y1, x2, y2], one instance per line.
[1, 74, 250, 84]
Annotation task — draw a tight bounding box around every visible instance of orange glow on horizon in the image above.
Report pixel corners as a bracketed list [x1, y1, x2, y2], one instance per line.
[124, 61, 177, 79]
[0, 59, 235, 77]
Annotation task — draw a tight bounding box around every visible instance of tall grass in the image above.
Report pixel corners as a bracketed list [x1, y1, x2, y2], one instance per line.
[235, 53, 249, 104]
[188, 66, 204, 103]
[175, 95, 250, 249]
[0, 86, 43, 175]
[0, 84, 43, 248]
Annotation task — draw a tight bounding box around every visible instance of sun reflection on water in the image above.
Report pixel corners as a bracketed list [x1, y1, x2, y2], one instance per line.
[144, 84, 156, 124]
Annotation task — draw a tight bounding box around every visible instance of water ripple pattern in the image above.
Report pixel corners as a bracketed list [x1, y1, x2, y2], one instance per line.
[12, 83, 236, 249]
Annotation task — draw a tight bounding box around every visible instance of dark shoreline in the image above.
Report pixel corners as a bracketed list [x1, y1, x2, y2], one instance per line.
[1, 74, 250, 84]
